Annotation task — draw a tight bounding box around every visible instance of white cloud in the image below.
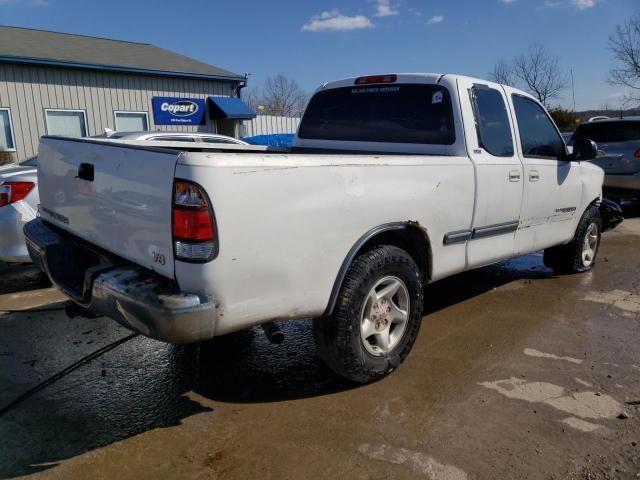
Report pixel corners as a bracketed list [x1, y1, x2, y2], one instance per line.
[542, 1, 562, 7]
[499, 0, 516, 3]
[374, 0, 399, 17]
[427, 15, 444, 25]
[302, 10, 374, 32]
[609, 90, 629, 100]
[571, 0, 595, 9]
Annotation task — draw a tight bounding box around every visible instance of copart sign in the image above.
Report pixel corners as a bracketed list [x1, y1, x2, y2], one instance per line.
[152, 97, 206, 125]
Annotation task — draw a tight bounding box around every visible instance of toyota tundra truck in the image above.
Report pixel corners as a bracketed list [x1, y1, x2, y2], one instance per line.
[24, 73, 622, 383]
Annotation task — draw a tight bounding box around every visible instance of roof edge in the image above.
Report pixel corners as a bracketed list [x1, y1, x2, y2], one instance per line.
[0, 24, 152, 46]
[0, 55, 246, 82]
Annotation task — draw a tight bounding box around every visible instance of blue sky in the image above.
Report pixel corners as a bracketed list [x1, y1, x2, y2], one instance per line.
[0, 0, 637, 110]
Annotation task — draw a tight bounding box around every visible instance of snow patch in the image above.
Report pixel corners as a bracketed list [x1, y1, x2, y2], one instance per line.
[358, 443, 468, 479]
[524, 348, 583, 364]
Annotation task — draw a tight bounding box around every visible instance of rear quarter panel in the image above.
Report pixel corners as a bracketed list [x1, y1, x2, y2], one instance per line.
[174, 152, 475, 334]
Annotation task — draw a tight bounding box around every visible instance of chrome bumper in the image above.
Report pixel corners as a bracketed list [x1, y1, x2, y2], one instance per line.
[23, 218, 218, 343]
[604, 171, 640, 193]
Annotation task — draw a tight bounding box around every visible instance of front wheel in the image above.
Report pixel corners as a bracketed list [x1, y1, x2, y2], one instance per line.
[313, 245, 424, 384]
[543, 204, 602, 274]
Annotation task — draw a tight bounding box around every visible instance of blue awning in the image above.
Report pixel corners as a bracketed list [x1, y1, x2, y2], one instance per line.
[208, 97, 256, 120]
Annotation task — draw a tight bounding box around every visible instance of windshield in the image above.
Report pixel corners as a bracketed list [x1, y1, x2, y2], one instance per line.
[18, 156, 38, 167]
[298, 84, 455, 145]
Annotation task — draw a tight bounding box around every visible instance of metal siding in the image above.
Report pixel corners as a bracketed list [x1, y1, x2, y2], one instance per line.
[25, 66, 44, 153]
[0, 65, 6, 106]
[5, 65, 29, 158]
[13, 65, 35, 154]
[242, 115, 301, 137]
[0, 63, 235, 160]
[96, 70, 111, 131]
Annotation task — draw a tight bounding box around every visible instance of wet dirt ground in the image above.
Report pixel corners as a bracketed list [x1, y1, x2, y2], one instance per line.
[1, 220, 639, 480]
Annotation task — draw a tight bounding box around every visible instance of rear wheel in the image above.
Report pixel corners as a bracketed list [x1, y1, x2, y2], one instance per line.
[543, 205, 602, 274]
[313, 245, 424, 384]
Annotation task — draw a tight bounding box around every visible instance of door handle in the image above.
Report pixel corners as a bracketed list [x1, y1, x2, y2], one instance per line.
[528, 170, 540, 182]
[509, 170, 521, 182]
[76, 163, 94, 182]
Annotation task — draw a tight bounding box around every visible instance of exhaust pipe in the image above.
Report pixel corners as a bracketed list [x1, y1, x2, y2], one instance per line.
[64, 301, 101, 319]
[261, 322, 284, 344]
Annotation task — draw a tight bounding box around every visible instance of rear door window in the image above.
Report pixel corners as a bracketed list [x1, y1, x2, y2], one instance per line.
[512, 95, 565, 159]
[298, 84, 455, 145]
[573, 121, 640, 143]
[470, 86, 514, 157]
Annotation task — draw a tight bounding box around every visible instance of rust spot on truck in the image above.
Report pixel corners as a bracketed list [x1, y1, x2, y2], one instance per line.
[407, 220, 427, 234]
[232, 166, 300, 175]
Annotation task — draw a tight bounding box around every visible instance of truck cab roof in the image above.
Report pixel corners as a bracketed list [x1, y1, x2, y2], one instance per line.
[295, 73, 537, 156]
[317, 73, 532, 97]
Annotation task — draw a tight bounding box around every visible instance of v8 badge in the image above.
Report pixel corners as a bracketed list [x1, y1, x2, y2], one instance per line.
[152, 251, 166, 266]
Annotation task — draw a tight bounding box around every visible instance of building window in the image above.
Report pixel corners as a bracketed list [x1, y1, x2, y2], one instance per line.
[114, 111, 149, 132]
[45, 109, 88, 137]
[0, 108, 16, 151]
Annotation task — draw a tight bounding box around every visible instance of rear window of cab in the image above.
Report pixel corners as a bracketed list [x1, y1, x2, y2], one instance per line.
[574, 121, 640, 143]
[298, 84, 455, 145]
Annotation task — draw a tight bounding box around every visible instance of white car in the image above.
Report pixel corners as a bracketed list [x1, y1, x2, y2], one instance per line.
[0, 156, 38, 262]
[98, 130, 249, 146]
[26, 73, 622, 382]
[0, 132, 248, 263]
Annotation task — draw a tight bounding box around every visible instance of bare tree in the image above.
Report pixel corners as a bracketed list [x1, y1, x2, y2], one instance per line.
[242, 87, 263, 114]
[608, 14, 640, 105]
[512, 44, 568, 106]
[260, 75, 309, 117]
[489, 60, 514, 86]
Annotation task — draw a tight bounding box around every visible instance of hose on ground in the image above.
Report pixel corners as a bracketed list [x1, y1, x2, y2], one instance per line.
[0, 333, 139, 417]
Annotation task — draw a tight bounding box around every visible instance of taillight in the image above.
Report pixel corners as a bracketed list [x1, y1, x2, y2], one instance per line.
[354, 74, 397, 85]
[0, 181, 35, 207]
[634, 149, 640, 158]
[173, 179, 217, 262]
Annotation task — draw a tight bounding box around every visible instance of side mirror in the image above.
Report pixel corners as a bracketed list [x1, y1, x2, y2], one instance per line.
[570, 138, 598, 161]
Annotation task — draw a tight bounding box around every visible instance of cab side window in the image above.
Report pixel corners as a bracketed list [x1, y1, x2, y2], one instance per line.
[470, 86, 514, 157]
[512, 95, 565, 159]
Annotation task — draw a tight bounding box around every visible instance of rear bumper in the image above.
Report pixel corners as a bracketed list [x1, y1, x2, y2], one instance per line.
[0, 201, 37, 263]
[604, 172, 640, 193]
[24, 218, 219, 343]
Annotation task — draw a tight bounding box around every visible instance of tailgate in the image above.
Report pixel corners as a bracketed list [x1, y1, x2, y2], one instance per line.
[591, 142, 640, 175]
[37, 137, 178, 279]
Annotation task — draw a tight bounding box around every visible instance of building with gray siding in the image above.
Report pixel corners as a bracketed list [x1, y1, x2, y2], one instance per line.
[0, 26, 255, 163]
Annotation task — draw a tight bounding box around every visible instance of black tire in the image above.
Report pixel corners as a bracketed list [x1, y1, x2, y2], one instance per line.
[313, 245, 424, 384]
[543, 204, 602, 274]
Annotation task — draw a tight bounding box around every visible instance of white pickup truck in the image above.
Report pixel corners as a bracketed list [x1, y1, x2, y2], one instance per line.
[24, 73, 622, 383]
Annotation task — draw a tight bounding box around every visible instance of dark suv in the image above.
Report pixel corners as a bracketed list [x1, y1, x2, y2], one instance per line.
[572, 118, 640, 202]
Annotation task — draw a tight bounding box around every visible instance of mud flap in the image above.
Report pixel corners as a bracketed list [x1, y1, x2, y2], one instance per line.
[600, 198, 624, 232]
